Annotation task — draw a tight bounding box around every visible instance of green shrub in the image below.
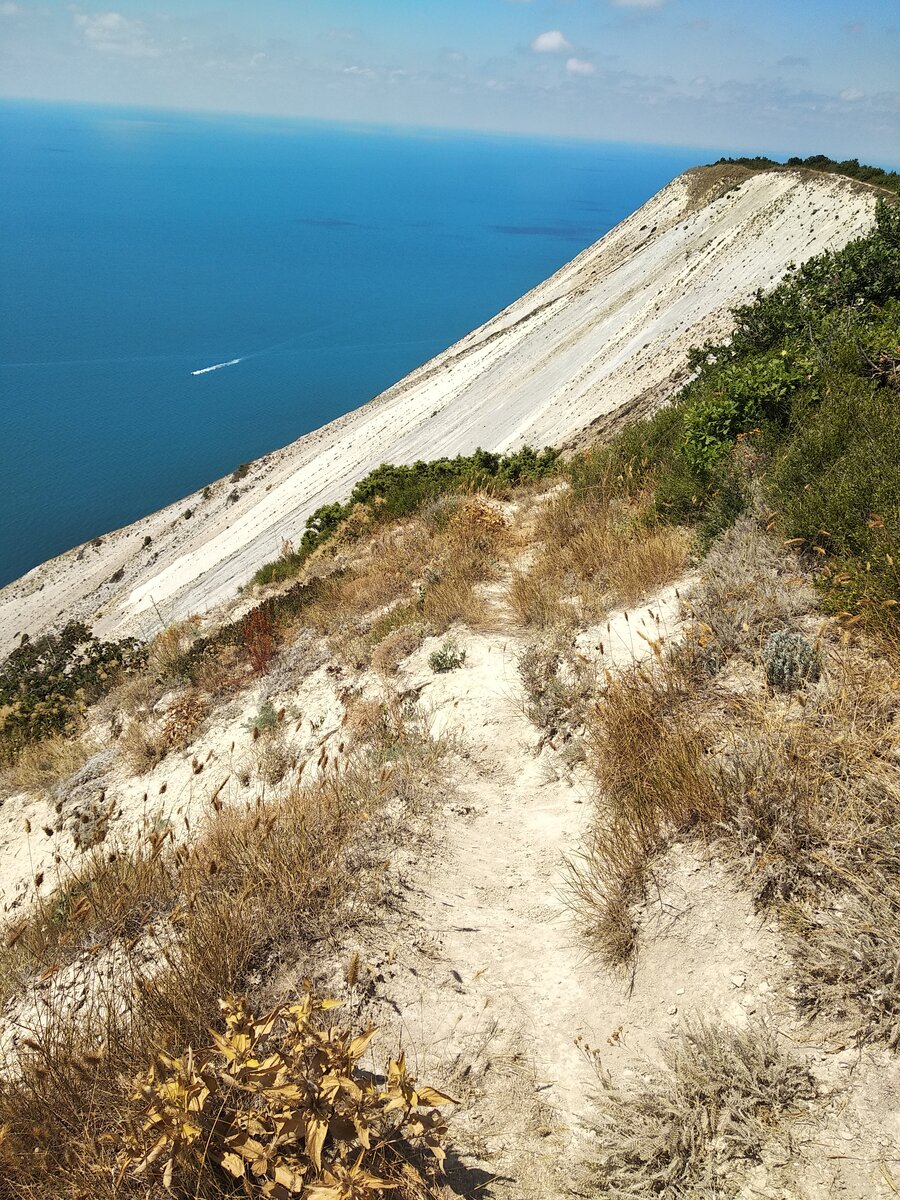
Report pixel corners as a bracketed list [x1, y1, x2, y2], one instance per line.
[428, 639, 466, 673]
[584, 199, 900, 630]
[714, 153, 900, 194]
[763, 629, 821, 691]
[0, 623, 145, 765]
[681, 354, 805, 473]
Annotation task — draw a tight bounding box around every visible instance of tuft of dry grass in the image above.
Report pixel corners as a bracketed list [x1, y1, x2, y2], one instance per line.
[119, 690, 208, 776]
[508, 561, 572, 630]
[572, 660, 720, 964]
[584, 1019, 814, 1198]
[0, 732, 92, 798]
[680, 516, 816, 672]
[507, 477, 690, 630]
[372, 623, 429, 675]
[0, 784, 354, 1196]
[517, 636, 593, 740]
[160, 690, 208, 750]
[120, 716, 166, 775]
[145, 615, 204, 681]
[606, 527, 691, 608]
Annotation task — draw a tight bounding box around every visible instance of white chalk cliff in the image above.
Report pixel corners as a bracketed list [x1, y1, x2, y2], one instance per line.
[0, 165, 879, 652]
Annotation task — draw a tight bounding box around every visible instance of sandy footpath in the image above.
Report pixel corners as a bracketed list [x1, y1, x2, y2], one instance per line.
[0, 167, 878, 653]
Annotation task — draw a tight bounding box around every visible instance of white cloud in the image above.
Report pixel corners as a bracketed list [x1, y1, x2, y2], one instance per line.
[566, 57, 595, 76]
[840, 88, 865, 101]
[611, 0, 668, 8]
[73, 11, 158, 58]
[531, 30, 572, 54]
[0, 2, 21, 14]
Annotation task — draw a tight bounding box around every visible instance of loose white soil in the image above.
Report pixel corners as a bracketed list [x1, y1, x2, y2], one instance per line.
[2, 577, 897, 1195]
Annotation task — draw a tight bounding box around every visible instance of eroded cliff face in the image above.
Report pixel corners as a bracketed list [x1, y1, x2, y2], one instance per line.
[0, 165, 879, 651]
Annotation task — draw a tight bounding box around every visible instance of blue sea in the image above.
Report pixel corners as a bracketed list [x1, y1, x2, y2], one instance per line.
[0, 101, 710, 587]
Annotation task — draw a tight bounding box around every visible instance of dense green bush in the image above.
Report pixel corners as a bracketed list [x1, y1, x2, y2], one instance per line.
[715, 154, 900, 194]
[0, 622, 145, 765]
[680, 354, 806, 472]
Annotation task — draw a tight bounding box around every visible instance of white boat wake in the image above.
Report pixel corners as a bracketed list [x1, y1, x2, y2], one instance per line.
[191, 357, 243, 376]
[189, 323, 347, 378]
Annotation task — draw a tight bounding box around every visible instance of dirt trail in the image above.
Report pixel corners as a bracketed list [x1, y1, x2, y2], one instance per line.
[372, 631, 598, 1196]
[352, 586, 900, 1199]
[356, 590, 687, 1197]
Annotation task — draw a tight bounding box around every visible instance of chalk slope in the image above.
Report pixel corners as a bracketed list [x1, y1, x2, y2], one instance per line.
[0, 166, 879, 651]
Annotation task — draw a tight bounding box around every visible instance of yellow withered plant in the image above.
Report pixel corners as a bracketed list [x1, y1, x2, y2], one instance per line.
[121, 992, 455, 1199]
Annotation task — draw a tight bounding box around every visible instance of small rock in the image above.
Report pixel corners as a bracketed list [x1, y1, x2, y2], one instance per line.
[667, 1005, 678, 1016]
[731, 973, 746, 988]
[676, 987, 685, 996]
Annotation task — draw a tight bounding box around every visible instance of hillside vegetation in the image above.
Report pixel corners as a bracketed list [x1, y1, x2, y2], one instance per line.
[715, 153, 900, 193]
[0, 185, 898, 1200]
[603, 197, 900, 631]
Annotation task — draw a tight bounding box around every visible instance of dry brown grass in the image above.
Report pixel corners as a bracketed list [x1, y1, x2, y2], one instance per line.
[0, 780, 359, 1196]
[145, 615, 204, 681]
[572, 659, 720, 963]
[584, 1018, 814, 1198]
[508, 560, 572, 629]
[119, 690, 209, 776]
[120, 715, 165, 775]
[304, 494, 507, 663]
[605, 527, 691, 607]
[711, 644, 900, 1045]
[680, 516, 817, 671]
[0, 732, 92, 798]
[160, 690, 208, 750]
[371, 623, 428, 675]
[517, 636, 594, 741]
[507, 479, 690, 630]
[0, 694, 449, 1198]
[574, 519, 900, 1044]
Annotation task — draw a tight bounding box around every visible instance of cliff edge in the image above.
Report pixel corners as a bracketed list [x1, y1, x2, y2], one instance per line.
[0, 165, 879, 652]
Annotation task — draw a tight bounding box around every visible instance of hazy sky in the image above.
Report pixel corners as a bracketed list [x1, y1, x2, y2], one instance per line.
[2, 1, 898, 162]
